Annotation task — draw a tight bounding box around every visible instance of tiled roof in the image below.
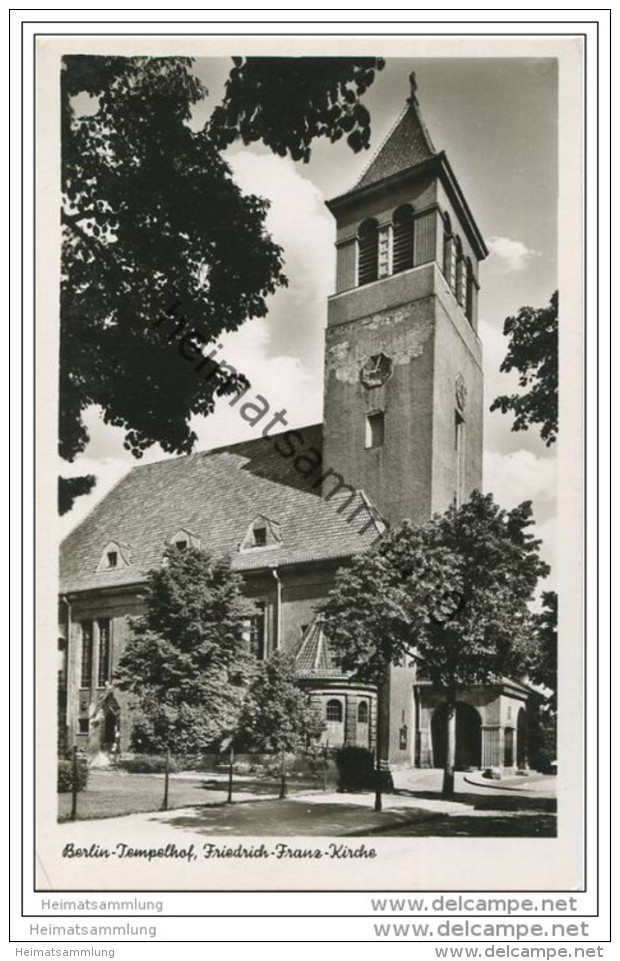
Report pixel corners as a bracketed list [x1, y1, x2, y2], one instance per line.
[354, 99, 436, 192]
[59, 424, 385, 594]
[295, 615, 348, 680]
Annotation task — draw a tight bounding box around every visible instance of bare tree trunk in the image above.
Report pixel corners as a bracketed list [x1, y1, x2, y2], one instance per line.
[226, 744, 234, 804]
[374, 682, 385, 812]
[161, 744, 170, 811]
[70, 745, 79, 821]
[279, 749, 287, 799]
[442, 691, 457, 798]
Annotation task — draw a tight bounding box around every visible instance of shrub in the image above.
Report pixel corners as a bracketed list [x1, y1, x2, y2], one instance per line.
[57, 755, 89, 793]
[335, 746, 376, 792]
[117, 754, 178, 774]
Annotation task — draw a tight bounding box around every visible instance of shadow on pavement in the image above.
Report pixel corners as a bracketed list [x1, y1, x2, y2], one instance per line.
[392, 789, 556, 812]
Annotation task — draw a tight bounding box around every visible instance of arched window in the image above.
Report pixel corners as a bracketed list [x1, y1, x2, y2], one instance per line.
[357, 701, 369, 723]
[443, 215, 455, 290]
[358, 219, 379, 286]
[455, 238, 467, 308]
[465, 259, 474, 323]
[453, 236, 463, 300]
[326, 699, 343, 722]
[392, 205, 414, 274]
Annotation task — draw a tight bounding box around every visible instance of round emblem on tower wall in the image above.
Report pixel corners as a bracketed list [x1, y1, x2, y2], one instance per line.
[455, 373, 467, 411]
[360, 353, 393, 389]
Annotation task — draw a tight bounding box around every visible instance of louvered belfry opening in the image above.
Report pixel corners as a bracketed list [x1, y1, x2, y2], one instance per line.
[392, 204, 414, 273]
[358, 218, 379, 285]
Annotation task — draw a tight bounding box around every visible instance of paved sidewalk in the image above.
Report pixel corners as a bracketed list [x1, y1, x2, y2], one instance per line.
[54, 770, 556, 842]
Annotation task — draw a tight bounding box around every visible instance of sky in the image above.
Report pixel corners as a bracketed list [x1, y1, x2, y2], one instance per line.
[62, 56, 558, 587]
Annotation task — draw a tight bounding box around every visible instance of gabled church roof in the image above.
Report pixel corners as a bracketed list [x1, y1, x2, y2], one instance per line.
[59, 424, 385, 595]
[354, 83, 436, 191]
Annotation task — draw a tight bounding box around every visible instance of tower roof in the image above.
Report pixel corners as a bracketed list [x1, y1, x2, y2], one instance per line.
[354, 76, 436, 191]
[326, 72, 488, 262]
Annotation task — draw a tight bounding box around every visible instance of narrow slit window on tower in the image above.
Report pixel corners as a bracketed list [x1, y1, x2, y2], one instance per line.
[365, 411, 385, 449]
[443, 215, 454, 288]
[358, 219, 379, 286]
[455, 238, 467, 307]
[454, 410, 465, 506]
[392, 205, 414, 273]
[465, 259, 475, 324]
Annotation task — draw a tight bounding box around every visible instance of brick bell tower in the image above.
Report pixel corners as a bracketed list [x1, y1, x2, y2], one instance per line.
[322, 74, 488, 530]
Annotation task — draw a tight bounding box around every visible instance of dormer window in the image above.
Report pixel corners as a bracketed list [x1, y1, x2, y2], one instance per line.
[96, 541, 130, 573]
[170, 528, 200, 552]
[240, 515, 282, 552]
[253, 525, 267, 547]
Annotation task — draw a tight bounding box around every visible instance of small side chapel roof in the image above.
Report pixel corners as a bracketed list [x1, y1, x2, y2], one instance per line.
[295, 615, 348, 680]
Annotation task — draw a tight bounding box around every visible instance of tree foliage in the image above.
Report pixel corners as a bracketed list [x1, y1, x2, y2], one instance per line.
[524, 590, 558, 706]
[58, 474, 95, 515]
[114, 546, 256, 754]
[237, 651, 325, 753]
[324, 491, 549, 692]
[322, 492, 549, 793]
[60, 55, 383, 511]
[209, 57, 384, 161]
[490, 291, 558, 446]
[61, 56, 285, 465]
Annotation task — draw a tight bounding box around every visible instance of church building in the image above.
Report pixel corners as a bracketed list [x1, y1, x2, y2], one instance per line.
[58, 76, 533, 772]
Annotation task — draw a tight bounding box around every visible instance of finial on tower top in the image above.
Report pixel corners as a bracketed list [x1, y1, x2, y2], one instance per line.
[408, 71, 418, 104]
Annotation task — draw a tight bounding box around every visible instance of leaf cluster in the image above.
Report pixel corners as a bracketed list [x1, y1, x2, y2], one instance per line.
[61, 55, 285, 467]
[490, 291, 558, 446]
[209, 57, 385, 161]
[322, 491, 550, 691]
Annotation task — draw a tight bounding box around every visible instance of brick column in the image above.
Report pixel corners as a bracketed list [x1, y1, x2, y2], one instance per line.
[345, 693, 358, 746]
[481, 725, 503, 767]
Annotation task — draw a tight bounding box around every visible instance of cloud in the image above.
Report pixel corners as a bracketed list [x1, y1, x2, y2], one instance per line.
[483, 448, 557, 580]
[484, 448, 557, 512]
[59, 455, 131, 538]
[226, 150, 334, 364]
[487, 235, 540, 273]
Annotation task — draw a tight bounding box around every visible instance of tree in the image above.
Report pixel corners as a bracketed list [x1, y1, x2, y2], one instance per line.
[60, 55, 384, 510]
[322, 491, 549, 797]
[490, 291, 558, 446]
[237, 651, 325, 798]
[114, 546, 256, 758]
[526, 591, 558, 703]
[523, 591, 557, 770]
